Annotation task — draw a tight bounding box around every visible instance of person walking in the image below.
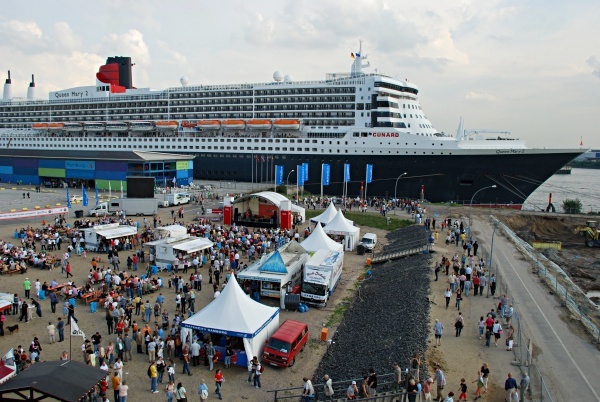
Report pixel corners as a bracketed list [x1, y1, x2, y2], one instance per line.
[67, 303, 78, 324]
[392, 362, 402, 393]
[367, 368, 377, 397]
[175, 382, 187, 401]
[57, 317, 65, 342]
[23, 278, 31, 298]
[206, 342, 215, 371]
[480, 363, 490, 393]
[434, 366, 446, 401]
[198, 379, 209, 401]
[164, 380, 175, 402]
[65, 262, 73, 278]
[410, 353, 421, 381]
[253, 360, 262, 389]
[214, 369, 224, 400]
[504, 373, 518, 401]
[111, 372, 121, 402]
[455, 288, 463, 310]
[182, 351, 192, 376]
[423, 378, 434, 402]
[47, 321, 56, 344]
[473, 371, 485, 400]
[118, 380, 128, 402]
[433, 319, 444, 347]
[444, 287, 451, 309]
[302, 377, 315, 402]
[454, 312, 464, 337]
[49, 291, 58, 313]
[323, 374, 334, 400]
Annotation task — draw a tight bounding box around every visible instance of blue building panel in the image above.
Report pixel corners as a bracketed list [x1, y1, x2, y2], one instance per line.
[176, 169, 188, 178]
[12, 174, 40, 185]
[18, 167, 39, 176]
[96, 161, 127, 172]
[12, 158, 37, 168]
[95, 170, 127, 180]
[66, 169, 95, 179]
[0, 173, 12, 183]
[39, 159, 65, 169]
[188, 160, 193, 169]
[188, 169, 194, 179]
[0, 166, 13, 175]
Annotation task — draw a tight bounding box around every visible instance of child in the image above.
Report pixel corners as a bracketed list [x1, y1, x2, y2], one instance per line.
[62, 302, 68, 318]
[444, 391, 455, 402]
[457, 378, 468, 401]
[473, 372, 485, 400]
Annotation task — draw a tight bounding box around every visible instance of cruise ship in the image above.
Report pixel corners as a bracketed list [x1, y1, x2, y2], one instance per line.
[0, 43, 583, 204]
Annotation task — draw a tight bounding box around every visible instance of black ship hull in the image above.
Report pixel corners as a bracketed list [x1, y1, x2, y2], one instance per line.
[193, 151, 582, 204]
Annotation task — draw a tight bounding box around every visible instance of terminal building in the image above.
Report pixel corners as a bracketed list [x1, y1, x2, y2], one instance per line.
[0, 150, 194, 190]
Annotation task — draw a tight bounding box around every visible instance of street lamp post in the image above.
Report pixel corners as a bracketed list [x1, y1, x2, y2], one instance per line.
[393, 172, 408, 214]
[468, 185, 496, 238]
[286, 170, 295, 187]
[487, 221, 500, 298]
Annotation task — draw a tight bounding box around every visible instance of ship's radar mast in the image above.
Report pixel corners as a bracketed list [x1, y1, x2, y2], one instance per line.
[350, 40, 370, 77]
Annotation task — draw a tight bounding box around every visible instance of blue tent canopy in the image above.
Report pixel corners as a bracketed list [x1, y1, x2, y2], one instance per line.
[258, 250, 288, 274]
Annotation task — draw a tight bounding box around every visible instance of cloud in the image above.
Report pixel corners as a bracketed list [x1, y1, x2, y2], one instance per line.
[0, 20, 43, 50]
[587, 56, 600, 79]
[464, 91, 498, 102]
[51, 22, 82, 51]
[101, 29, 150, 64]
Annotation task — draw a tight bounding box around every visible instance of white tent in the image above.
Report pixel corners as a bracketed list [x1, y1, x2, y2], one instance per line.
[180, 275, 280, 360]
[310, 202, 338, 226]
[323, 210, 360, 251]
[301, 222, 344, 252]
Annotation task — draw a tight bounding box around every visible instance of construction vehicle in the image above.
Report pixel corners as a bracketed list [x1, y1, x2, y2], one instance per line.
[574, 221, 600, 247]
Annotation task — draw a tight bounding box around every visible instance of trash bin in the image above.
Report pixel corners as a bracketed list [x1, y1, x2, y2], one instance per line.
[357, 244, 365, 255]
[75, 210, 83, 218]
[90, 302, 97, 313]
[284, 293, 300, 311]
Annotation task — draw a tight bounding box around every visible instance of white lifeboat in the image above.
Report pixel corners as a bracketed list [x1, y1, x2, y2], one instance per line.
[247, 119, 272, 130]
[84, 122, 105, 132]
[222, 119, 245, 130]
[129, 121, 155, 131]
[64, 122, 84, 132]
[181, 121, 197, 129]
[273, 119, 301, 130]
[156, 121, 178, 131]
[106, 122, 129, 132]
[197, 120, 221, 131]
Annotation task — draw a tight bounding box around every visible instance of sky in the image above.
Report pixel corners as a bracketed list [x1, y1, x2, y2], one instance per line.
[1, 0, 599, 148]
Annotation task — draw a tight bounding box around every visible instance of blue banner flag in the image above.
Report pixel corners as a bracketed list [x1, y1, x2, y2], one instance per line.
[275, 165, 284, 185]
[322, 164, 331, 186]
[344, 163, 351, 183]
[297, 165, 305, 186]
[95, 186, 99, 206]
[82, 185, 88, 207]
[302, 163, 309, 182]
[366, 164, 373, 184]
[66, 187, 71, 208]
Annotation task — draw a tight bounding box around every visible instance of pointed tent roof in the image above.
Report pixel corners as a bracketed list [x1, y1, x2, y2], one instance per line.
[323, 210, 359, 235]
[259, 250, 287, 274]
[181, 275, 279, 338]
[301, 222, 344, 252]
[310, 202, 338, 225]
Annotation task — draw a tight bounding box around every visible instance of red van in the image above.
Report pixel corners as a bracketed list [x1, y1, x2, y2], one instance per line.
[262, 320, 309, 368]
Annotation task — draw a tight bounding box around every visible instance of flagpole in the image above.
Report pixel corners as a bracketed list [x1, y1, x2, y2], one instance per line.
[296, 165, 299, 203]
[364, 165, 368, 205]
[69, 326, 72, 360]
[320, 164, 324, 201]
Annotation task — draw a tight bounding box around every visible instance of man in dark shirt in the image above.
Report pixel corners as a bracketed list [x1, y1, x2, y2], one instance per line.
[92, 331, 102, 353]
[504, 372, 518, 401]
[367, 368, 377, 396]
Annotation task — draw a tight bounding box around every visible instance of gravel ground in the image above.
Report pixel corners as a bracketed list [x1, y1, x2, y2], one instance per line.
[314, 225, 431, 394]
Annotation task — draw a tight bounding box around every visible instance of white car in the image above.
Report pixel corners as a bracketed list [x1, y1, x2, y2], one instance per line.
[70, 195, 83, 203]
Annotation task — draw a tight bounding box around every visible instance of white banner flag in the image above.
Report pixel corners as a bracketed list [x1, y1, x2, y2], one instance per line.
[70, 320, 86, 339]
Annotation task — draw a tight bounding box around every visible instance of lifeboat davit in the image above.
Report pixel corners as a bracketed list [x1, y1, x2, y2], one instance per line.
[47, 123, 65, 131]
[273, 119, 301, 130]
[197, 120, 221, 130]
[156, 121, 178, 131]
[221, 119, 245, 130]
[84, 122, 105, 132]
[32, 123, 48, 130]
[129, 121, 155, 131]
[181, 121, 197, 128]
[64, 122, 84, 132]
[106, 122, 129, 132]
[247, 119, 272, 130]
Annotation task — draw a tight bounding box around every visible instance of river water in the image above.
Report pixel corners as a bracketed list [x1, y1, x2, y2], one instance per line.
[523, 168, 600, 213]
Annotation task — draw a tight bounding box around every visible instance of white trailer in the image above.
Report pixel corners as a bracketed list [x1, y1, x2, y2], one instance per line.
[165, 192, 191, 206]
[300, 249, 344, 307]
[238, 241, 308, 309]
[82, 223, 139, 252]
[145, 234, 213, 271]
[88, 198, 158, 217]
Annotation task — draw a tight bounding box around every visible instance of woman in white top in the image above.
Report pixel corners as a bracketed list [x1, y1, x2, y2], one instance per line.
[492, 320, 503, 347]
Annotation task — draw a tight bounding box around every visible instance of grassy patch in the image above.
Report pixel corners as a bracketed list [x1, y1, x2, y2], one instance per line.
[325, 296, 353, 327]
[304, 210, 413, 231]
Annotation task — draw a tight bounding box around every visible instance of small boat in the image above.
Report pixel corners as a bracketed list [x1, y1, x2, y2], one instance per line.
[47, 123, 65, 131]
[106, 122, 129, 132]
[32, 123, 48, 130]
[222, 119, 245, 130]
[197, 120, 221, 130]
[64, 122, 84, 132]
[84, 122, 105, 132]
[247, 119, 272, 130]
[181, 121, 197, 128]
[273, 119, 301, 130]
[156, 121, 178, 131]
[129, 121, 155, 131]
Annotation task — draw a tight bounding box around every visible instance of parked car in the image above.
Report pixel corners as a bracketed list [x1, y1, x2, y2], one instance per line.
[70, 195, 83, 203]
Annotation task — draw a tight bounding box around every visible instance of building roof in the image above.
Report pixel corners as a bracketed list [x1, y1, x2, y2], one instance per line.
[0, 149, 193, 161]
[0, 360, 107, 402]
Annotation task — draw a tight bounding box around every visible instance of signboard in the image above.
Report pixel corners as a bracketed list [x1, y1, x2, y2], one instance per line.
[344, 163, 351, 183]
[65, 160, 95, 171]
[366, 164, 373, 184]
[302, 163, 309, 182]
[275, 165, 284, 185]
[176, 161, 189, 170]
[0, 206, 69, 221]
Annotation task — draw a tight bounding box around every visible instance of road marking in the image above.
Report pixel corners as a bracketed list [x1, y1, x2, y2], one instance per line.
[481, 224, 600, 401]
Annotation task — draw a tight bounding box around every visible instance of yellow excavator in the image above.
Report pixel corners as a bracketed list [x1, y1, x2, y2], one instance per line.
[574, 221, 600, 247]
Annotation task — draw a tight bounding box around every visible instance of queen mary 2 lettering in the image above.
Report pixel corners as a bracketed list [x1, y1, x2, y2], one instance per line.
[0, 44, 584, 206]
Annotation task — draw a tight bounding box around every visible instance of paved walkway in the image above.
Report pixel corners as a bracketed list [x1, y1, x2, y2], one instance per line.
[475, 217, 600, 401]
